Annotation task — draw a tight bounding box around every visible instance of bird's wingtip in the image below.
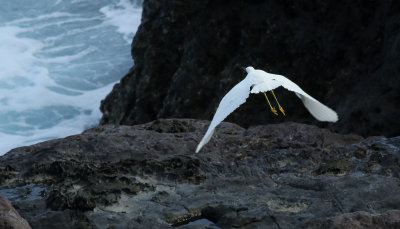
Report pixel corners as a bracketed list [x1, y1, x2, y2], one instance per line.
[322, 113, 339, 123]
[195, 142, 203, 153]
[327, 110, 339, 122]
[332, 114, 339, 122]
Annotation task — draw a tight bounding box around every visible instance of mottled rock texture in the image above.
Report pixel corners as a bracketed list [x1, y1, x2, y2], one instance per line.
[0, 119, 399, 228]
[0, 196, 31, 229]
[309, 210, 400, 229]
[100, 0, 400, 138]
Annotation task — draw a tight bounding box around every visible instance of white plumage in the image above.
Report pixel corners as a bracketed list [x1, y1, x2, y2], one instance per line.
[195, 66, 338, 153]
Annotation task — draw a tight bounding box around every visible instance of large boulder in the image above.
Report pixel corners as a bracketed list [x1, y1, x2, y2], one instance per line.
[0, 196, 31, 229]
[0, 119, 399, 228]
[100, 0, 400, 138]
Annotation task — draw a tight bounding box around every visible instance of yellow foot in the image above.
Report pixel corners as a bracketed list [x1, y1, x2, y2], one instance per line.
[279, 106, 285, 116]
[271, 107, 278, 115]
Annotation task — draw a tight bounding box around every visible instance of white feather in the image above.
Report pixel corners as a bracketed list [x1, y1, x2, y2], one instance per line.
[196, 67, 338, 153]
[266, 74, 338, 122]
[196, 78, 253, 153]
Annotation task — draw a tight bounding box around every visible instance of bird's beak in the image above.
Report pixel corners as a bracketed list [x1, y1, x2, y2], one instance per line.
[241, 67, 246, 72]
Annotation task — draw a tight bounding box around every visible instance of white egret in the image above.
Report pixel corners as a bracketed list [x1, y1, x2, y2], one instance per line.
[196, 66, 338, 153]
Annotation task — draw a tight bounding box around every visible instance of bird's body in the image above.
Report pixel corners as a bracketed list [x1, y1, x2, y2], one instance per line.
[195, 66, 338, 153]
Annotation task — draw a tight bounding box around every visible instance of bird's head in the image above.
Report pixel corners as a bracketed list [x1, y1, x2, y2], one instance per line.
[243, 66, 254, 73]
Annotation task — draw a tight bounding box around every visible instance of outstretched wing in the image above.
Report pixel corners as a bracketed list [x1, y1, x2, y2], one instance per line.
[272, 74, 338, 122]
[196, 78, 253, 153]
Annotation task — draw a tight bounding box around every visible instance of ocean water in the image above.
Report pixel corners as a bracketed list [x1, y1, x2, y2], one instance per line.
[0, 0, 142, 155]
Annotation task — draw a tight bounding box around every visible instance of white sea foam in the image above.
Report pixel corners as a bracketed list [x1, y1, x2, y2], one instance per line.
[0, 0, 142, 155]
[100, 0, 142, 43]
[0, 26, 44, 82]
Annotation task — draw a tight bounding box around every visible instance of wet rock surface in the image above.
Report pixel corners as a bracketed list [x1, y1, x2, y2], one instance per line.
[100, 0, 400, 138]
[0, 119, 399, 228]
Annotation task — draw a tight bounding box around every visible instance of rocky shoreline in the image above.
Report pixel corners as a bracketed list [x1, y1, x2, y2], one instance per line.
[0, 119, 399, 228]
[2, 0, 400, 228]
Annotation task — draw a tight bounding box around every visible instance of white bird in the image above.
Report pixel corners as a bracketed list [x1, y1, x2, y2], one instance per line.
[196, 66, 338, 153]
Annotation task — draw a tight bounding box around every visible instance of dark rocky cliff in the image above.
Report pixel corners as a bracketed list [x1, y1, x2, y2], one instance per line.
[100, 0, 400, 137]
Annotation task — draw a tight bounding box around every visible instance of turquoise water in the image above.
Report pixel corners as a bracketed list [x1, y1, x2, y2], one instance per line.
[0, 0, 142, 154]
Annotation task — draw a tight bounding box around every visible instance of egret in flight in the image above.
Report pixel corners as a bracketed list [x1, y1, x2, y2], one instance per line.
[196, 66, 338, 153]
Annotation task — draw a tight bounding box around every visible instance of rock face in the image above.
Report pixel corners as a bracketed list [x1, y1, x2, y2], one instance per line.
[100, 0, 400, 138]
[0, 196, 31, 229]
[310, 210, 400, 229]
[0, 119, 399, 228]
